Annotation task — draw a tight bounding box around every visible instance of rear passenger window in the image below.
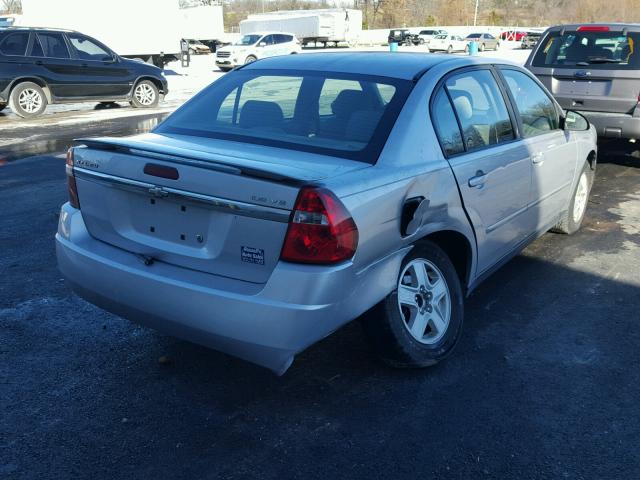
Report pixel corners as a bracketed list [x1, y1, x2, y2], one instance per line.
[0, 32, 29, 56]
[36, 33, 70, 59]
[446, 69, 514, 152]
[432, 88, 464, 156]
[275, 34, 293, 44]
[501, 69, 559, 137]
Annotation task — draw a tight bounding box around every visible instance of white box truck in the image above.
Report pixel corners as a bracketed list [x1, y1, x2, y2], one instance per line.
[240, 9, 362, 47]
[18, 0, 182, 67]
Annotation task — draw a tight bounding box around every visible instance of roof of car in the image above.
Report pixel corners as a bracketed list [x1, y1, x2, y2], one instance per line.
[547, 23, 640, 31]
[0, 26, 75, 33]
[240, 52, 464, 80]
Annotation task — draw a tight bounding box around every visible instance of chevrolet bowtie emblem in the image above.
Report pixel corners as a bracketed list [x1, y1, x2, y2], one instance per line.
[148, 186, 169, 198]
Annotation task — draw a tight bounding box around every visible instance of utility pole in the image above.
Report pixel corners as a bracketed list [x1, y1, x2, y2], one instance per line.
[473, 0, 479, 26]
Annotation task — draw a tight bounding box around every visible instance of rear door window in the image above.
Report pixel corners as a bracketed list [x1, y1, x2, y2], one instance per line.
[432, 88, 464, 156]
[0, 32, 29, 56]
[445, 69, 515, 152]
[501, 69, 559, 137]
[533, 30, 640, 68]
[36, 33, 70, 59]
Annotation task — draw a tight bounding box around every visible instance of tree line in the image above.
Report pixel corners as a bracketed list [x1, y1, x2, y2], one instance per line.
[2, 0, 639, 29]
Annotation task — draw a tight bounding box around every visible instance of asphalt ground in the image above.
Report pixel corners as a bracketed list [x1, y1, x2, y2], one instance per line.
[1, 130, 639, 479]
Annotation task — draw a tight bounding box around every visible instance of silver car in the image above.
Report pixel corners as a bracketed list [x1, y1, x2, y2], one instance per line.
[465, 32, 500, 51]
[56, 53, 597, 374]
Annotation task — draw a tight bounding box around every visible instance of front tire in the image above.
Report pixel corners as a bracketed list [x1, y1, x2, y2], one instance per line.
[362, 241, 465, 368]
[447, 45, 453, 54]
[9, 82, 48, 118]
[552, 161, 594, 234]
[130, 80, 159, 108]
[244, 55, 257, 65]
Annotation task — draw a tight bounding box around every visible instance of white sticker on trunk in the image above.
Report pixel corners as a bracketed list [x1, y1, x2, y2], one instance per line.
[241, 246, 265, 266]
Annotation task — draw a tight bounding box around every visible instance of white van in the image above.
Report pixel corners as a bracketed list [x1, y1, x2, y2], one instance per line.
[215, 32, 301, 71]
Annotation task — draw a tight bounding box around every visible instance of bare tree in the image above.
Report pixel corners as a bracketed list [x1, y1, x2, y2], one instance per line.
[1, 0, 21, 14]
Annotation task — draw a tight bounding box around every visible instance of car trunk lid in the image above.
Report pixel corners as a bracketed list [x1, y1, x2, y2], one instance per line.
[72, 133, 369, 284]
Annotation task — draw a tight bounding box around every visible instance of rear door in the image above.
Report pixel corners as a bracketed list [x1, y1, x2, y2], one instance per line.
[528, 27, 640, 114]
[0, 31, 31, 94]
[65, 32, 133, 98]
[30, 31, 78, 98]
[433, 67, 533, 274]
[499, 67, 577, 230]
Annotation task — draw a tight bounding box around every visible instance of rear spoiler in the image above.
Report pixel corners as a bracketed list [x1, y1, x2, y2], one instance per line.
[75, 138, 307, 185]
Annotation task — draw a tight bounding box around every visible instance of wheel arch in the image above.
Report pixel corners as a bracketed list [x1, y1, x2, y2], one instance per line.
[9, 77, 52, 103]
[415, 229, 474, 292]
[132, 76, 165, 95]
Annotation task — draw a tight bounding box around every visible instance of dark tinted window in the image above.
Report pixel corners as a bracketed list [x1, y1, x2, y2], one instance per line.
[446, 69, 514, 152]
[533, 30, 640, 68]
[157, 71, 410, 163]
[0, 32, 29, 56]
[274, 34, 293, 44]
[432, 88, 464, 156]
[36, 33, 70, 59]
[501, 69, 559, 137]
[261, 35, 274, 45]
[467, 33, 481, 39]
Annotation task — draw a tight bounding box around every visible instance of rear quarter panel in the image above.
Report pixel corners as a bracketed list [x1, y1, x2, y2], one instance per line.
[322, 63, 478, 292]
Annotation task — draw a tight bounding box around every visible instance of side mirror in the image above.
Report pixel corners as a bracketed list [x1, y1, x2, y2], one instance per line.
[562, 110, 590, 132]
[258, 42, 267, 47]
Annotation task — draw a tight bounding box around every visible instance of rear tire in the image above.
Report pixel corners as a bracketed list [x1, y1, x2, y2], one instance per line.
[552, 161, 594, 234]
[9, 82, 48, 118]
[362, 241, 464, 368]
[130, 80, 159, 108]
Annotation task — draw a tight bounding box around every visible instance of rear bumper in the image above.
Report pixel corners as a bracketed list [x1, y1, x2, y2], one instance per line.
[579, 111, 640, 139]
[55, 203, 406, 374]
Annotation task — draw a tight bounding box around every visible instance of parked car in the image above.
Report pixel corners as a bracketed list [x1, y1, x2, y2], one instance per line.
[215, 32, 301, 72]
[521, 32, 541, 49]
[0, 27, 168, 118]
[416, 29, 447, 45]
[465, 32, 499, 51]
[526, 23, 640, 139]
[186, 39, 211, 55]
[56, 53, 597, 375]
[428, 34, 468, 53]
[388, 29, 416, 46]
[500, 30, 527, 41]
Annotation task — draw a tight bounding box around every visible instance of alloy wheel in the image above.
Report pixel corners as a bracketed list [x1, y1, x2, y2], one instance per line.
[573, 172, 589, 223]
[134, 83, 156, 106]
[397, 258, 452, 345]
[18, 89, 43, 113]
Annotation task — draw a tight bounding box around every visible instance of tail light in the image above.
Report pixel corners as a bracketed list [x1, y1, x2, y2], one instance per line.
[66, 147, 80, 209]
[280, 187, 358, 265]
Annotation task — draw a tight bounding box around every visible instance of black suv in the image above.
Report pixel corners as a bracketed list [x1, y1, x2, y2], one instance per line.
[0, 28, 168, 118]
[388, 29, 417, 46]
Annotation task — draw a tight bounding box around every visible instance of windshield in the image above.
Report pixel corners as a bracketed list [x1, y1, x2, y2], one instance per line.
[235, 34, 262, 46]
[156, 71, 411, 163]
[533, 30, 640, 68]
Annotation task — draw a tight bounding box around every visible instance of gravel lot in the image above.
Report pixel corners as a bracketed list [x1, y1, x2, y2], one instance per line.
[1, 44, 639, 480]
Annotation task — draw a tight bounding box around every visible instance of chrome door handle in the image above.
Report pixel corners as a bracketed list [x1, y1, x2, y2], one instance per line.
[468, 171, 487, 188]
[532, 153, 544, 164]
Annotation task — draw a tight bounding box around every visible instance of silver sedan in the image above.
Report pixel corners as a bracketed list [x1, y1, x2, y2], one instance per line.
[56, 53, 597, 374]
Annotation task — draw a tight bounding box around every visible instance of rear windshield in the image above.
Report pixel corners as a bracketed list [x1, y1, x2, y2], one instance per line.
[467, 33, 481, 39]
[156, 70, 411, 163]
[533, 30, 640, 69]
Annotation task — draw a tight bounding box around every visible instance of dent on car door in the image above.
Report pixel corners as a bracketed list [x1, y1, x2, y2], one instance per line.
[432, 68, 533, 274]
[500, 68, 577, 230]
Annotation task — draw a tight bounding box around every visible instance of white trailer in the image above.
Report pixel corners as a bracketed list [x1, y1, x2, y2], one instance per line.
[180, 4, 225, 43]
[18, 0, 182, 66]
[240, 9, 362, 47]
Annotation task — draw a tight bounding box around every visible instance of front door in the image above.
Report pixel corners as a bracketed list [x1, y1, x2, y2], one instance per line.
[500, 68, 577, 230]
[65, 32, 133, 98]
